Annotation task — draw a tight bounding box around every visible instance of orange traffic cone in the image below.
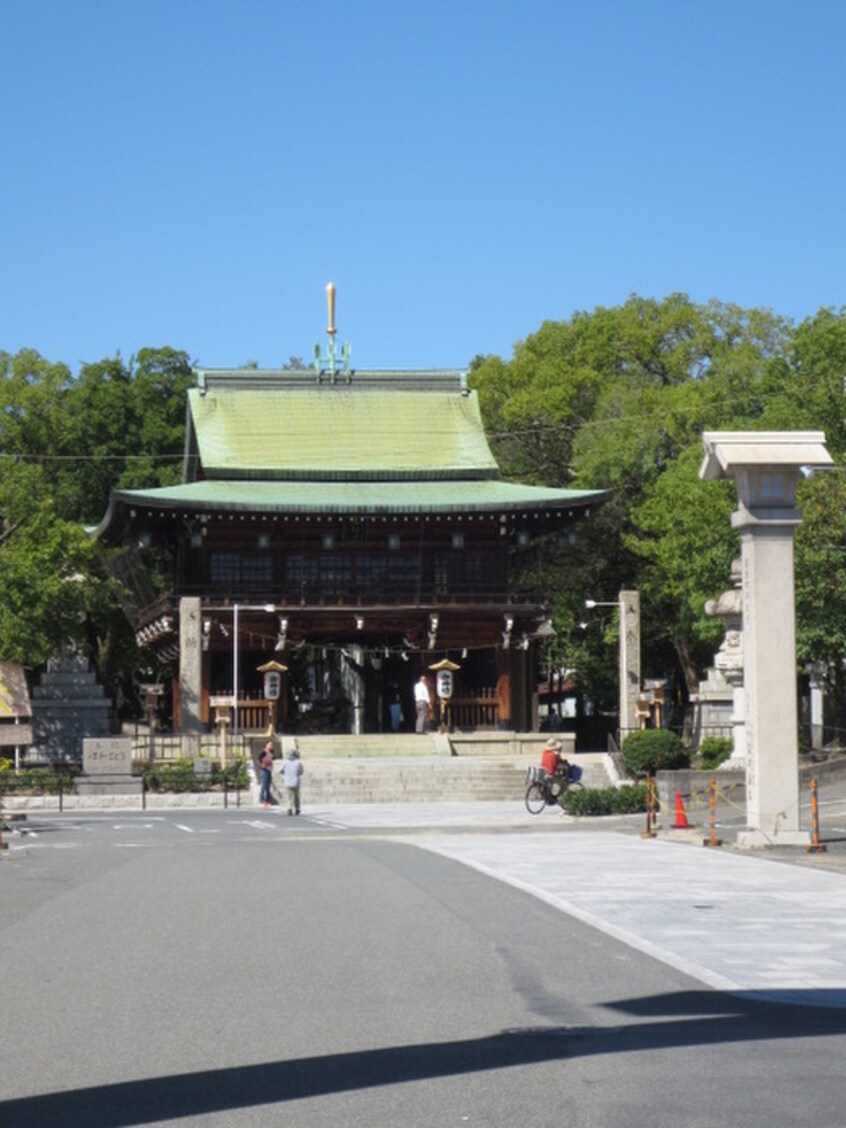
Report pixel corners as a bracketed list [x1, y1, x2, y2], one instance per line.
[673, 791, 690, 829]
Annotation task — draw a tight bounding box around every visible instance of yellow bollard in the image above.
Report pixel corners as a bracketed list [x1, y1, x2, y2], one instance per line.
[806, 777, 828, 854]
[640, 777, 657, 838]
[703, 776, 722, 848]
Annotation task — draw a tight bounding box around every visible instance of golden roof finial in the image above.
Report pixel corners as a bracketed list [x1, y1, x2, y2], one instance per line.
[326, 281, 337, 338]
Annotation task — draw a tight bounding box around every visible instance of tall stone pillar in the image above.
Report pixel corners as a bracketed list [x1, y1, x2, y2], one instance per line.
[179, 596, 203, 736]
[619, 589, 641, 744]
[700, 432, 832, 846]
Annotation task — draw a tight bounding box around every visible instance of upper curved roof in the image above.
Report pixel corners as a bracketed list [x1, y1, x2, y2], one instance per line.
[96, 365, 609, 539]
[187, 384, 499, 481]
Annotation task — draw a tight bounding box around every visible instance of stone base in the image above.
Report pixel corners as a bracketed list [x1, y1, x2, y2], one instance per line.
[76, 773, 143, 796]
[663, 826, 702, 843]
[735, 828, 811, 849]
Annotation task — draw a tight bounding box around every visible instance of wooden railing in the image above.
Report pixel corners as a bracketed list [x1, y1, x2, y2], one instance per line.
[441, 693, 500, 731]
[133, 733, 253, 762]
[234, 697, 270, 733]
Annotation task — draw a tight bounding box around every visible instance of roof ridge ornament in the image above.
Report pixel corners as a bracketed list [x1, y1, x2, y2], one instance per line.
[313, 281, 352, 384]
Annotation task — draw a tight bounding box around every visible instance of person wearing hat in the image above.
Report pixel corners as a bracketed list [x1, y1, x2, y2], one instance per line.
[540, 738, 563, 778]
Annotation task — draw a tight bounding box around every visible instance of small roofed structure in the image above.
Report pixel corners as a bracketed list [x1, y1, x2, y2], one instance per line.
[0, 661, 33, 769]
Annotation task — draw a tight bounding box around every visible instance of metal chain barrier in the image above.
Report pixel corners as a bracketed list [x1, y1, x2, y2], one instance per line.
[654, 773, 827, 850]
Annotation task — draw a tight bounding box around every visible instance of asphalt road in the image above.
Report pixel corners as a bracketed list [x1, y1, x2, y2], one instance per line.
[2, 810, 846, 1128]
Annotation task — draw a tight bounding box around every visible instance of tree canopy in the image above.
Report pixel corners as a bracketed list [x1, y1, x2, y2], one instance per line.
[0, 347, 194, 706]
[470, 296, 846, 725]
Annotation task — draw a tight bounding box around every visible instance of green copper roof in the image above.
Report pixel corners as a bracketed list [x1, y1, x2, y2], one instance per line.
[187, 385, 499, 481]
[105, 479, 605, 520]
[95, 365, 611, 542]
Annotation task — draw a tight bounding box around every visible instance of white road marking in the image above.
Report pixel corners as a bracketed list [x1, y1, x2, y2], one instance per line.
[174, 824, 194, 833]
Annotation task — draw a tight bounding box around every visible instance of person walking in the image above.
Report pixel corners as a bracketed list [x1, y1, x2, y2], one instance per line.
[258, 740, 274, 808]
[281, 748, 304, 815]
[414, 674, 431, 734]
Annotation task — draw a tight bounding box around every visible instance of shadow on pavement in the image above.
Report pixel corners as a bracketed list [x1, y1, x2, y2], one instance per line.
[3, 991, 846, 1127]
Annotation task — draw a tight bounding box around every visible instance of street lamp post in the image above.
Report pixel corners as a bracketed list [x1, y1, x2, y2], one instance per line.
[585, 590, 640, 746]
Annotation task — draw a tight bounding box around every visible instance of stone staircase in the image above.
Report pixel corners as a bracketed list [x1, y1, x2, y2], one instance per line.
[285, 733, 444, 759]
[268, 734, 615, 803]
[293, 757, 526, 803]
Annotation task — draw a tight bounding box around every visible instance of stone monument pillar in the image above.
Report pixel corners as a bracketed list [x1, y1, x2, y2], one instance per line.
[179, 597, 203, 735]
[700, 432, 832, 846]
[619, 589, 641, 744]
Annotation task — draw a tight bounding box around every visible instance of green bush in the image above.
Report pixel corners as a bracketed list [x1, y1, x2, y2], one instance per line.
[698, 736, 732, 770]
[621, 729, 688, 776]
[561, 784, 649, 816]
[142, 757, 248, 793]
[144, 758, 207, 793]
[213, 759, 249, 790]
[0, 766, 78, 794]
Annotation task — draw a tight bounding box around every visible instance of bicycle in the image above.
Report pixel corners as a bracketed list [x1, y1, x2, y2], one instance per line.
[524, 763, 582, 814]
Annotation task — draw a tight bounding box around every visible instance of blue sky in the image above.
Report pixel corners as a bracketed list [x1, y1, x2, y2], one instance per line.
[2, 0, 844, 374]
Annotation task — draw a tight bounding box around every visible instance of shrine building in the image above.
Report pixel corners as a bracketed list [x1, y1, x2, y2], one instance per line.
[96, 298, 607, 738]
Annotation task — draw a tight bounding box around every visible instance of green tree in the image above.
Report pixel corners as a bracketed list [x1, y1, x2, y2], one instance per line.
[470, 295, 791, 723]
[628, 445, 737, 697]
[795, 470, 846, 731]
[0, 345, 193, 711]
[62, 347, 194, 523]
[0, 462, 97, 666]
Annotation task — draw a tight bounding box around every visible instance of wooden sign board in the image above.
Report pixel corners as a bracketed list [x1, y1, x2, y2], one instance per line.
[0, 724, 33, 747]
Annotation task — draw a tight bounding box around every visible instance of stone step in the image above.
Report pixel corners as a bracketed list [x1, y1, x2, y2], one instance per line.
[289, 734, 442, 758]
[269, 756, 612, 803]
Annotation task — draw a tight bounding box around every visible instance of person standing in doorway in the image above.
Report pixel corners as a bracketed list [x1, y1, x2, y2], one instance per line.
[414, 675, 431, 734]
[389, 682, 403, 732]
[281, 748, 304, 815]
[258, 740, 274, 808]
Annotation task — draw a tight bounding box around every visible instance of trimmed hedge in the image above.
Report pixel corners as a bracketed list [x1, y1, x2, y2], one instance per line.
[0, 763, 79, 794]
[143, 758, 248, 793]
[621, 729, 688, 776]
[561, 784, 649, 816]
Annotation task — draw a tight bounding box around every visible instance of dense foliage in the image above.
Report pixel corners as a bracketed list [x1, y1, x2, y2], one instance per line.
[621, 729, 688, 775]
[697, 736, 733, 770]
[470, 296, 846, 734]
[0, 347, 194, 709]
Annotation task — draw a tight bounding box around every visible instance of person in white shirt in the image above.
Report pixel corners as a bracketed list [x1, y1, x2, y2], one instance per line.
[414, 675, 431, 734]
